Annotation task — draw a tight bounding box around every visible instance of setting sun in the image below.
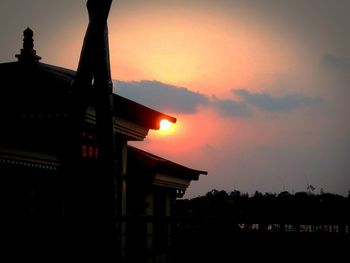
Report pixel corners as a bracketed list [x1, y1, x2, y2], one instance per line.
[160, 119, 171, 131]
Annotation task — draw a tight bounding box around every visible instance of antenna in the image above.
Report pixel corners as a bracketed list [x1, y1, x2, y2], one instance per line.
[278, 176, 286, 192]
[304, 174, 315, 193]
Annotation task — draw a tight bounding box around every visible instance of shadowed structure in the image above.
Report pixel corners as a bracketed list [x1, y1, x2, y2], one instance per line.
[64, 0, 116, 258]
[0, 1, 206, 262]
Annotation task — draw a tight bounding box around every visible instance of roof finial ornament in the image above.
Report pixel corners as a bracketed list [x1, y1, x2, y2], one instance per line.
[16, 27, 41, 63]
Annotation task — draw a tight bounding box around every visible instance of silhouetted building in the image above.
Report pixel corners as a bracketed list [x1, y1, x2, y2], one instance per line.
[0, 15, 206, 263]
[123, 146, 206, 262]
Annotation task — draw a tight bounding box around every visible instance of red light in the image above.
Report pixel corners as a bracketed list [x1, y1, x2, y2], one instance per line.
[82, 145, 87, 157]
[88, 146, 93, 158]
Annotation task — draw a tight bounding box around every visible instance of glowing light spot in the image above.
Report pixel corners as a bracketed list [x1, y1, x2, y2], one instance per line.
[160, 119, 171, 131]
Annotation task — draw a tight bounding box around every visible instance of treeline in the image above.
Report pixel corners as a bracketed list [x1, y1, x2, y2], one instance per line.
[176, 189, 350, 225]
[172, 190, 350, 261]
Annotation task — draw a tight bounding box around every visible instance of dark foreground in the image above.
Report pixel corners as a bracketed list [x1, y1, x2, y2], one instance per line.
[2, 226, 349, 262]
[172, 231, 349, 262]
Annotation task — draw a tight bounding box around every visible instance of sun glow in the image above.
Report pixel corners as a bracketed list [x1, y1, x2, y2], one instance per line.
[160, 119, 171, 131]
[156, 119, 177, 136]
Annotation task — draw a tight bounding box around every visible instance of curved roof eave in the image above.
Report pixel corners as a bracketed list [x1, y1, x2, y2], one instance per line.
[113, 94, 176, 130]
[128, 146, 207, 181]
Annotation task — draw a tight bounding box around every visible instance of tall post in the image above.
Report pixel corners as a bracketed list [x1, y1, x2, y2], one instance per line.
[66, 0, 116, 259]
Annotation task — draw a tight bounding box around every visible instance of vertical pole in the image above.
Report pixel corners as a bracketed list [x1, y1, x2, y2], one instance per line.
[67, 0, 116, 259]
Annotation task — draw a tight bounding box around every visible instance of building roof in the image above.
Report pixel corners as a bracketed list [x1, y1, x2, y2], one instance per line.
[127, 145, 207, 196]
[128, 145, 207, 181]
[0, 59, 176, 132]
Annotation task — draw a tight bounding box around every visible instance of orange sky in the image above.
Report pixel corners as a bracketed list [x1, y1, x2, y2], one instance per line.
[48, 1, 305, 97]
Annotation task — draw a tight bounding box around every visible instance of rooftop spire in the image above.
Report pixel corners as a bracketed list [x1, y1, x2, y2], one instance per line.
[16, 27, 41, 63]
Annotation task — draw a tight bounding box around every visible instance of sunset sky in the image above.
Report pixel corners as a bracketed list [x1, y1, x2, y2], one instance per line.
[1, 0, 350, 198]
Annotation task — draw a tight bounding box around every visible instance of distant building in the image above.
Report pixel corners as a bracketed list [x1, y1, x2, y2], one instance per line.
[0, 9, 206, 262]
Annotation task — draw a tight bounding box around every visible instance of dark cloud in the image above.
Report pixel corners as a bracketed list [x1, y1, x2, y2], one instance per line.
[114, 80, 252, 117]
[233, 89, 324, 112]
[114, 80, 323, 117]
[211, 97, 251, 117]
[322, 53, 350, 72]
[114, 80, 209, 114]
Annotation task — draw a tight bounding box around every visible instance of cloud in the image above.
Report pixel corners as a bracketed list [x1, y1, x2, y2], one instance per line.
[322, 53, 350, 72]
[114, 80, 209, 114]
[233, 89, 324, 112]
[211, 97, 251, 117]
[114, 80, 251, 117]
[114, 80, 323, 117]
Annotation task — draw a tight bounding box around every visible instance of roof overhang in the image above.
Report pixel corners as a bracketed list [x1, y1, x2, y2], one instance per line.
[0, 148, 59, 171]
[127, 146, 207, 196]
[0, 61, 176, 140]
